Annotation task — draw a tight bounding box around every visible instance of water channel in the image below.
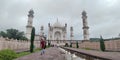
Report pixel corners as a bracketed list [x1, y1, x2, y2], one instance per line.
[59, 47, 110, 60]
[59, 48, 86, 60]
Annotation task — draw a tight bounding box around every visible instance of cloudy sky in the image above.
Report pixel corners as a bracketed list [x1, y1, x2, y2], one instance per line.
[0, 0, 120, 40]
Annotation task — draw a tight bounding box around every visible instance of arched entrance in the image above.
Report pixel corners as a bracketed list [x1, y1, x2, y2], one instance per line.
[54, 31, 61, 40]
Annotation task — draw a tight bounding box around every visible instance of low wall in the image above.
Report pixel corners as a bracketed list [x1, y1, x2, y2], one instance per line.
[72, 39, 120, 51]
[105, 40, 120, 51]
[1, 36, 120, 51]
[0, 37, 40, 51]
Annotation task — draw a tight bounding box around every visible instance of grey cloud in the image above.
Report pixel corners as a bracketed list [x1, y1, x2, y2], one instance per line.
[0, 0, 120, 39]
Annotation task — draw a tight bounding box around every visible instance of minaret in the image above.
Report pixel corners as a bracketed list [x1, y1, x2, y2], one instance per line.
[63, 23, 67, 40]
[82, 11, 89, 40]
[48, 23, 50, 40]
[26, 9, 34, 40]
[40, 26, 44, 39]
[70, 26, 73, 40]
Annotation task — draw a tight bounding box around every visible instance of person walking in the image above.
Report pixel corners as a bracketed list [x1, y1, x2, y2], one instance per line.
[40, 38, 46, 55]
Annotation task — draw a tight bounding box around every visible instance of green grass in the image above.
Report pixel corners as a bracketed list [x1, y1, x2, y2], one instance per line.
[0, 48, 42, 60]
[0, 46, 50, 60]
[17, 48, 41, 57]
[84, 48, 91, 50]
[16, 52, 30, 57]
[34, 48, 41, 52]
[0, 49, 17, 60]
[17, 46, 48, 57]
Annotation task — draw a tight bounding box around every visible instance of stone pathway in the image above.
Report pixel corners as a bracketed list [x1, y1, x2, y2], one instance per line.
[15, 47, 66, 60]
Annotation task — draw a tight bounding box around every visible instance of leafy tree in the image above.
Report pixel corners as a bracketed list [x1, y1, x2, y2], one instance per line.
[0, 28, 28, 40]
[0, 31, 7, 37]
[76, 41, 79, 48]
[30, 27, 35, 53]
[6, 29, 20, 39]
[100, 36, 105, 51]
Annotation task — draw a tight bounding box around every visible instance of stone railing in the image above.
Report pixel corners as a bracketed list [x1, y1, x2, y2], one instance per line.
[0, 37, 40, 51]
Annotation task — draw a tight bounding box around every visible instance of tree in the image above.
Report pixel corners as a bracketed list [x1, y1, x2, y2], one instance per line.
[0, 31, 7, 37]
[70, 42, 72, 47]
[6, 29, 19, 39]
[30, 27, 35, 53]
[0, 28, 27, 40]
[76, 41, 79, 48]
[100, 36, 105, 51]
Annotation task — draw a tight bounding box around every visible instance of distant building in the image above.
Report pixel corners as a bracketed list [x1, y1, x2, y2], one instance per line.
[48, 19, 67, 41]
[25, 9, 90, 41]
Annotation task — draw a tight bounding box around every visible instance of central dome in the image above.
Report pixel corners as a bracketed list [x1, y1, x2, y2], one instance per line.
[53, 19, 62, 27]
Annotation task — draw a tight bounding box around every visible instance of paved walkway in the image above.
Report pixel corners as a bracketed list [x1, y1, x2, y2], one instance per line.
[15, 47, 66, 60]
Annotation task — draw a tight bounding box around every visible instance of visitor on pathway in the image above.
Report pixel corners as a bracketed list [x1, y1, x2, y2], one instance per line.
[40, 38, 46, 55]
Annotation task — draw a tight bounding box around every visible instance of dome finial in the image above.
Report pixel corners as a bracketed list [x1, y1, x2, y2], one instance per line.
[53, 18, 62, 27]
[29, 9, 34, 15]
[28, 9, 34, 17]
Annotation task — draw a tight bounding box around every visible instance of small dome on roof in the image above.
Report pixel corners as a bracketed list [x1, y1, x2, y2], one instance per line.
[53, 19, 62, 27]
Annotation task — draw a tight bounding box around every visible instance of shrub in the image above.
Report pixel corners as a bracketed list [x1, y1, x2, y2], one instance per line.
[70, 43, 72, 47]
[65, 43, 69, 47]
[76, 41, 79, 48]
[100, 36, 105, 51]
[48, 42, 51, 47]
[0, 49, 17, 60]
